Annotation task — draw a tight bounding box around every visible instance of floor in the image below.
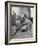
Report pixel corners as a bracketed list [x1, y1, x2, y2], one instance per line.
[10, 25, 33, 39]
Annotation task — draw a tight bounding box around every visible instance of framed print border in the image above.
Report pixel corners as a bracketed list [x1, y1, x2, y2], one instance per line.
[5, 1, 37, 45]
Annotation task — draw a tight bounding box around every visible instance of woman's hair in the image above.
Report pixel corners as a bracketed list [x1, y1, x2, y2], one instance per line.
[24, 14, 28, 18]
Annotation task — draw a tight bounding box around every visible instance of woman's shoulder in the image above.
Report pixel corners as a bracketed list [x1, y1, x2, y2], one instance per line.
[25, 19, 32, 24]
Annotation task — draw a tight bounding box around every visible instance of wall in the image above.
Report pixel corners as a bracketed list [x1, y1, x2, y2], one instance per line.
[37, 3, 38, 42]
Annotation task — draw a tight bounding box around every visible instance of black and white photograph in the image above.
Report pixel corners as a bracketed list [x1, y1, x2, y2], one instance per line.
[10, 7, 33, 39]
[5, 1, 37, 45]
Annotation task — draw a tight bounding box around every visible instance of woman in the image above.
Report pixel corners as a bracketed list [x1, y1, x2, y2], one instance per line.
[21, 14, 32, 32]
